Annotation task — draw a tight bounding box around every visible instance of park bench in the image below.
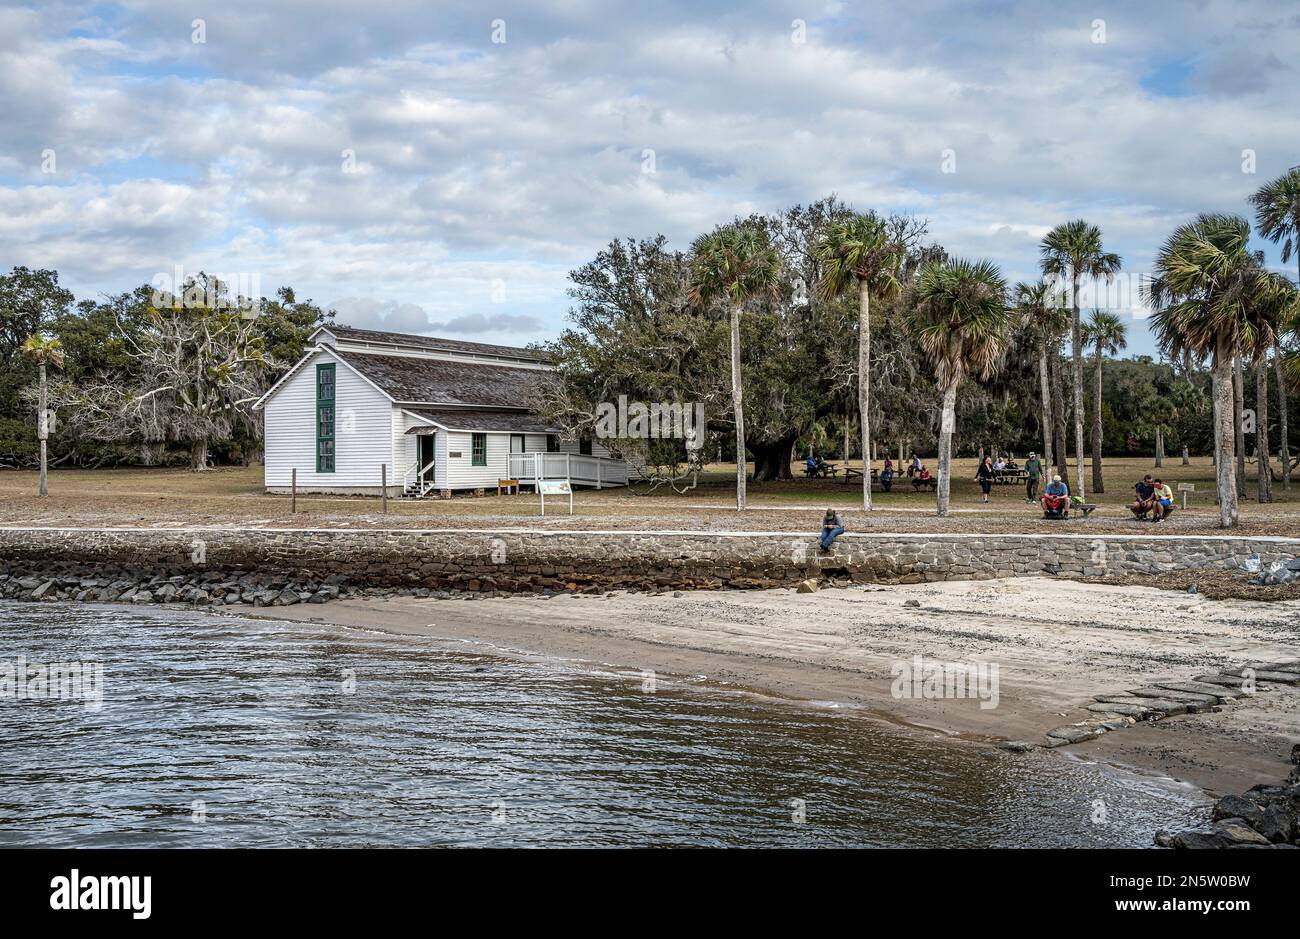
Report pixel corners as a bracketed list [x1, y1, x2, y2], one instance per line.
[911, 476, 937, 491]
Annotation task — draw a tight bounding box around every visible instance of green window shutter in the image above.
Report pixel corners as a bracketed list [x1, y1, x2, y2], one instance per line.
[471, 433, 487, 466]
[316, 363, 336, 473]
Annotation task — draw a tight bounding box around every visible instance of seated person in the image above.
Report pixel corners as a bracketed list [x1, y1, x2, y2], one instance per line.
[1041, 474, 1070, 517]
[820, 508, 846, 552]
[880, 465, 894, 492]
[1130, 475, 1155, 518]
[806, 455, 819, 477]
[918, 465, 932, 482]
[992, 457, 1007, 471]
[1151, 478, 1174, 522]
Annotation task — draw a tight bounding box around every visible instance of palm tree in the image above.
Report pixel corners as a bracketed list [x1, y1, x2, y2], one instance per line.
[1040, 220, 1121, 501]
[689, 222, 782, 511]
[1082, 309, 1127, 492]
[910, 258, 1011, 516]
[22, 334, 65, 497]
[1250, 167, 1300, 489]
[1144, 214, 1293, 527]
[1013, 282, 1069, 475]
[815, 211, 904, 511]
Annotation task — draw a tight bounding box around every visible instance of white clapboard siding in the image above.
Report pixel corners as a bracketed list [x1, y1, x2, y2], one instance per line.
[263, 349, 394, 490]
[441, 430, 515, 489]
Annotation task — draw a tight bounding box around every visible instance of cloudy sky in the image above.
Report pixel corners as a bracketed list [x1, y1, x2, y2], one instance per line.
[2, 1, 1297, 356]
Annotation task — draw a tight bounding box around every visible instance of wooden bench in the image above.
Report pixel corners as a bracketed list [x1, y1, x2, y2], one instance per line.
[912, 476, 937, 491]
[993, 469, 1029, 485]
[497, 478, 519, 496]
[843, 467, 864, 482]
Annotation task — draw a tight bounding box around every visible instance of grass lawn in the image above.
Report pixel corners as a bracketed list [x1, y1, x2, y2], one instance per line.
[0, 455, 1296, 536]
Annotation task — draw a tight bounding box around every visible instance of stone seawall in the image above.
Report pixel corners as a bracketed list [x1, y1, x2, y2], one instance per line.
[1, 528, 1297, 597]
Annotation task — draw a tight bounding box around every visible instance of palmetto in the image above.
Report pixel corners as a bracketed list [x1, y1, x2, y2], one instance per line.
[21, 334, 65, 497]
[689, 222, 782, 511]
[1144, 213, 1294, 526]
[815, 211, 904, 511]
[1040, 220, 1121, 501]
[1082, 309, 1126, 492]
[911, 258, 1011, 517]
[1014, 281, 1069, 477]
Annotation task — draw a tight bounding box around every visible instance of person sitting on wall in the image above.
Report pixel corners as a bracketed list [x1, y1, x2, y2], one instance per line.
[820, 508, 846, 552]
[1130, 475, 1155, 519]
[1151, 478, 1175, 522]
[1041, 474, 1070, 519]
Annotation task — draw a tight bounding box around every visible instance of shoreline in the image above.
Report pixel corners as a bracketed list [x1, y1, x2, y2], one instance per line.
[240, 577, 1300, 798]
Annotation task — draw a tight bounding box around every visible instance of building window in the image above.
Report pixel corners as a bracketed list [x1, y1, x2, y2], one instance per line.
[316, 363, 335, 472]
[471, 433, 487, 466]
[546, 434, 560, 453]
[579, 438, 593, 456]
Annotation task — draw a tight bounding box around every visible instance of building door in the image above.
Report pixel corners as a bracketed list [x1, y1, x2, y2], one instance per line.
[418, 434, 436, 484]
[510, 434, 526, 454]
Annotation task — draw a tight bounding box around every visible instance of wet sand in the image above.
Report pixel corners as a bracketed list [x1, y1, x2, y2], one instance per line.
[248, 577, 1300, 796]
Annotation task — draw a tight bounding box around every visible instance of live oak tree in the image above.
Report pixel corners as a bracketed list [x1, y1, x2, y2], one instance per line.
[49, 276, 275, 471]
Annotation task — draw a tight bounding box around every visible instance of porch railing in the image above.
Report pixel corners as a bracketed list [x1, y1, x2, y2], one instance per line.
[508, 452, 628, 489]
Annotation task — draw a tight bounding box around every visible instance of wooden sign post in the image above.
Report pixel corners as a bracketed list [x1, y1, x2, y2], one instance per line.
[1177, 482, 1194, 510]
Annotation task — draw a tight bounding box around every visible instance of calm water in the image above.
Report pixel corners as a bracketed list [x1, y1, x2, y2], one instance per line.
[0, 600, 1205, 847]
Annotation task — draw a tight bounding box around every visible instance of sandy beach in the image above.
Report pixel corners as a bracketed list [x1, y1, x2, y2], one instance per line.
[246, 577, 1300, 798]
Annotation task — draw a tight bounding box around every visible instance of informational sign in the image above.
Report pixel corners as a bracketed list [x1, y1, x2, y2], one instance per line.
[1177, 483, 1194, 492]
[538, 478, 572, 515]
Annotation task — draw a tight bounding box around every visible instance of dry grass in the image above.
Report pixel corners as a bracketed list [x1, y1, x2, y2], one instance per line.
[0, 456, 1297, 535]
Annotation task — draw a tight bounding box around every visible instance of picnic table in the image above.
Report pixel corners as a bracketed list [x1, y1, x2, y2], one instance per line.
[911, 475, 937, 491]
[843, 466, 863, 482]
[992, 468, 1029, 485]
[803, 461, 839, 478]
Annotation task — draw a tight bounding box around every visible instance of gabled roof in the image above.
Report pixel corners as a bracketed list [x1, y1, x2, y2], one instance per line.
[334, 347, 546, 408]
[404, 408, 563, 434]
[315, 325, 550, 363]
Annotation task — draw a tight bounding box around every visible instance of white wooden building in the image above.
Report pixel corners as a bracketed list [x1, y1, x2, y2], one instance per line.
[253, 325, 629, 497]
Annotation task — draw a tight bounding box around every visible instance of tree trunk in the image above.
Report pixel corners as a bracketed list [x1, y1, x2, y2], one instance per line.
[1233, 350, 1246, 497]
[1038, 333, 1052, 471]
[751, 437, 797, 481]
[936, 379, 958, 517]
[844, 411, 850, 462]
[1154, 426, 1163, 467]
[37, 362, 48, 497]
[1276, 341, 1290, 490]
[1090, 347, 1104, 492]
[1051, 348, 1067, 479]
[1256, 350, 1271, 503]
[858, 280, 872, 511]
[1070, 274, 1086, 499]
[190, 437, 209, 471]
[1181, 443, 1190, 466]
[1213, 342, 1238, 527]
[730, 303, 746, 511]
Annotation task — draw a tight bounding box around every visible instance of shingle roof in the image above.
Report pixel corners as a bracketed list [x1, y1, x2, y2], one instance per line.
[335, 348, 547, 407]
[405, 409, 562, 433]
[323, 325, 549, 362]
